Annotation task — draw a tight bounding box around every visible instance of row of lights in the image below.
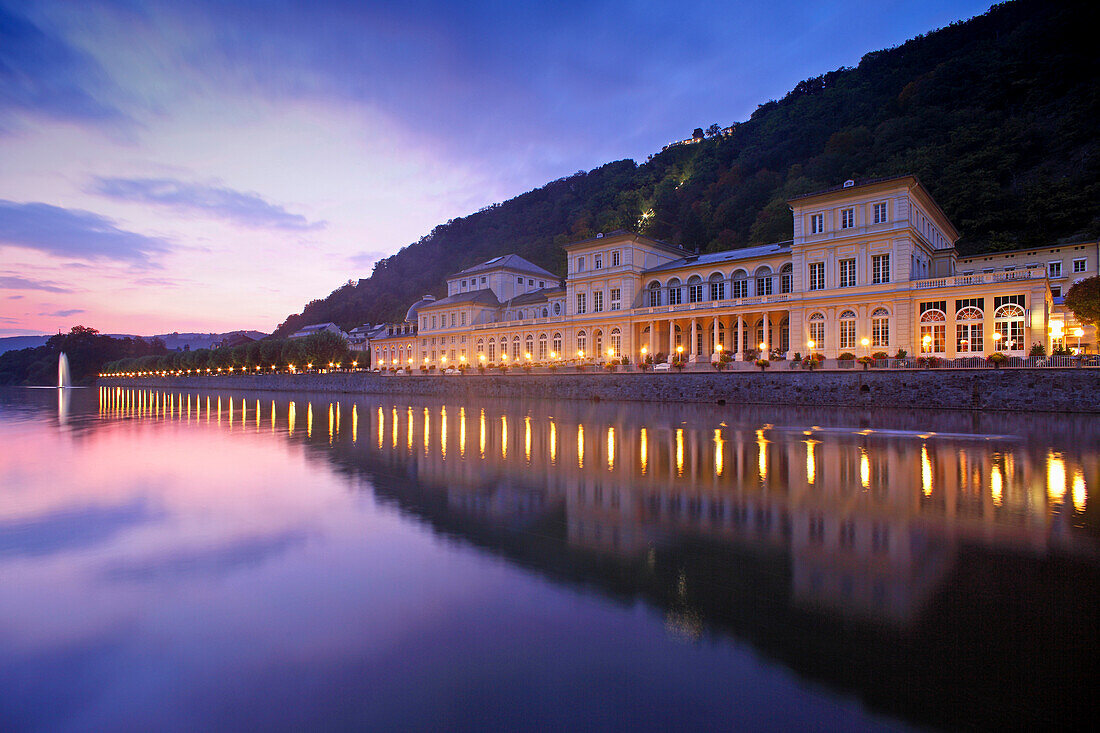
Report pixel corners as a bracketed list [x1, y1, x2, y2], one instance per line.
[101, 360, 360, 377]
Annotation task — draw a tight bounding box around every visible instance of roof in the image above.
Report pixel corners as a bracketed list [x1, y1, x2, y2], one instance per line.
[505, 286, 565, 307]
[958, 239, 1098, 260]
[563, 229, 687, 256]
[642, 242, 791, 275]
[419, 289, 501, 309]
[404, 294, 437, 322]
[787, 175, 916, 203]
[453, 254, 556, 279]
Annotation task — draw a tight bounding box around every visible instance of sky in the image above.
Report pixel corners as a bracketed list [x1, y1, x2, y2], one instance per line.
[0, 0, 993, 337]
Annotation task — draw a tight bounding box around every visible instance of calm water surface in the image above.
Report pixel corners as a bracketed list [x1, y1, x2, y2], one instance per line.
[1, 386, 1097, 732]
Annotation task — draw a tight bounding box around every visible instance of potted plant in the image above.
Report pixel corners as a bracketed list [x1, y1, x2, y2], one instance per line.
[604, 361, 617, 372]
[575, 362, 588, 372]
[987, 352, 1007, 369]
[894, 349, 907, 359]
[478, 363, 487, 374]
[672, 358, 685, 373]
[640, 354, 653, 372]
[755, 358, 770, 372]
[713, 352, 732, 371]
[857, 355, 874, 370]
[872, 351, 889, 362]
[548, 362, 558, 372]
[498, 363, 509, 374]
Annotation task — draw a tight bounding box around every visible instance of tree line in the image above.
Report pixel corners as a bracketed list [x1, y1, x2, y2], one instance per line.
[103, 331, 353, 375]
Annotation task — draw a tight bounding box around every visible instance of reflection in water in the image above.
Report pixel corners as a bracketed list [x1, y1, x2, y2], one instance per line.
[12, 385, 1096, 731]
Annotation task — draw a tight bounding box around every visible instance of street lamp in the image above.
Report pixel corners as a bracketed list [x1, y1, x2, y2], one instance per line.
[992, 332, 1002, 352]
[1073, 326, 1084, 353]
[922, 334, 932, 353]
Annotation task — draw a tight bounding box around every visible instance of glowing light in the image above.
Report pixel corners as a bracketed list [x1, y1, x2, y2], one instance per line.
[440, 406, 447, 459]
[424, 407, 430, 454]
[525, 416, 532, 462]
[806, 440, 817, 485]
[377, 406, 384, 449]
[860, 337, 870, 348]
[479, 409, 486, 458]
[713, 429, 723, 476]
[860, 448, 870, 489]
[400, 407, 405, 450]
[639, 427, 647, 474]
[1047, 451, 1066, 502]
[921, 444, 932, 496]
[500, 415, 507, 459]
[991, 463, 1003, 506]
[577, 424, 585, 468]
[676, 428, 684, 476]
[759, 342, 767, 351]
[480, 354, 487, 363]
[549, 420, 557, 463]
[459, 407, 466, 457]
[1072, 327, 1084, 338]
[328, 403, 334, 443]
[1072, 468, 1087, 510]
[607, 426, 615, 471]
[288, 401, 296, 436]
[807, 340, 815, 350]
[992, 332, 1002, 342]
[307, 402, 313, 438]
[577, 350, 583, 358]
[756, 428, 767, 483]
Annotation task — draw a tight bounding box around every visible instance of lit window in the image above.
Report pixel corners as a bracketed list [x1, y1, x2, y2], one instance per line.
[871, 308, 890, 347]
[809, 312, 825, 348]
[839, 310, 856, 349]
[841, 209, 854, 229]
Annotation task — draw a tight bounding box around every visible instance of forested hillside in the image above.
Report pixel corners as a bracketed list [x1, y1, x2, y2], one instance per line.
[275, 0, 1098, 336]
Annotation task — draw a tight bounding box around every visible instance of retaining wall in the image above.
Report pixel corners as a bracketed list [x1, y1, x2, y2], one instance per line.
[103, 368, 1100, 413]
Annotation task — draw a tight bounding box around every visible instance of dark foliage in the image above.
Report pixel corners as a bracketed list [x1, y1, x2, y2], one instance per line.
[102, 331, 354, 375]
[274, 0, 1098, 336]
[0, 326, 168, 386]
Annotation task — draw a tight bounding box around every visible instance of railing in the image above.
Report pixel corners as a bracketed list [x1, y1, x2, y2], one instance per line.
[912, 268, 1044, 290]
[633, 292, 793, 317]
[820, 355, 1097, 370]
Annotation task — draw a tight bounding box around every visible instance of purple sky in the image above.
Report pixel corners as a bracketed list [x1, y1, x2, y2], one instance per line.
[0, 0, 992, 336]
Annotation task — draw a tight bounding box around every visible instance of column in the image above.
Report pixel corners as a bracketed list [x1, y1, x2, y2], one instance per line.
[690, 319, 698, 361]
[762, 312, 771, 355]
[735, 314, 744, 360]
[668, 319, 675, 361]
[649, 320, 656, 358]
[712, 316, 719, 361]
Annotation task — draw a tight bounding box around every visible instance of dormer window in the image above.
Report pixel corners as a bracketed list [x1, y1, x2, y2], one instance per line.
[810, 213, 824, 234]
[841, 209, 854, 229]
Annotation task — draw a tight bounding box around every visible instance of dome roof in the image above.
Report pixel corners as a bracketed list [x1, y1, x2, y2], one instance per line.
[405, 294, 436, 323]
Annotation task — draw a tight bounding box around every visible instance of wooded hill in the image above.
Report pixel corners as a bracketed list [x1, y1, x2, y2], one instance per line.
[274, 0, 1098, 336]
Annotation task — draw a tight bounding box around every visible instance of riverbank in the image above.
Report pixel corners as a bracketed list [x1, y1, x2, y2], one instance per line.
[102, 368, 1100, 413]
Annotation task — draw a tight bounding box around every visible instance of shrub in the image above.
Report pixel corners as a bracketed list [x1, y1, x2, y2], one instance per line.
[894, 349, 907, 359]
[1029, 342, 1046, 357]
[987, 352, 1007, 364]
[838, 352, 856, 361]
[755, 359, 770, 370]
[792, 352, 802, 362]
[872, 351, 889, 360]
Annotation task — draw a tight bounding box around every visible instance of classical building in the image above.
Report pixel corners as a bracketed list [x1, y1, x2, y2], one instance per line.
[370, 175, 1096, 367]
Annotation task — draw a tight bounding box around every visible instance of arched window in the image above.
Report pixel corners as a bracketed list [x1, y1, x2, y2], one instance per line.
[512, 335, 521, 361]
[920, 309, 947, 353]
[709, 272, 726, 301]
[542, 307, 548, 318]
[487, 337, 495, 362]
[994, 304, 1024, 351]
[710, 321, 726, 352]
[779, 317, 790, 353]
[731, 269, 748, 299]
[808, 312, 825, 351]
[538, 333, 548, 360]
[594, 329, 604, 358]
[553, 302, 561, 316]
[871, 308, 890, 348]
[667, 278, 682, 306]
[955, 306, 983, 353]
[476, 338, 484, 356]
[552, 332, 562, 356]
[780, 263, 793, 294]
[647, 281, 661, 307]
[755, 266, 773, 297]
[576, 330, 587, 357]
[610, 328, 622, 358]
[524, 334, 534, 360]
[687, 275, 704, 303]
[754, 319, 774, 352]
[839, 310, 857, 350]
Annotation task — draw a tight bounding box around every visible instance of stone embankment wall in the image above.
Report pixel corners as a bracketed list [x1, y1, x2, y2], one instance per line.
[104, 369, 1100, 413]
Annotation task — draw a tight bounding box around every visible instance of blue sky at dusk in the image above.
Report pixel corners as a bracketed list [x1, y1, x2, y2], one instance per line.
[0, 0, 992, 336]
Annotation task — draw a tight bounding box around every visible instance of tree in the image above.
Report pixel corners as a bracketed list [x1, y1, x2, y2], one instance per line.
[706, 123, 721, 137]
[692, 128, 704, 141]
[1065, 276, 1099, 327]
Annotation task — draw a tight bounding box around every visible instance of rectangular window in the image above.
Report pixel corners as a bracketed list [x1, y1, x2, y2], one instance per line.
[422, 316, 428, 330]
[1048, 261, 1062, 278]
[839, 258, 856, 288]
[873, 202, 887, 224]
[872, 254, 890, 284]
[610, 288, 621, 311]
[872, 316, 889, 347]
[648, 288, 660, 307]
[517, 277, 524, 284]
[593, 291, 604, 312]
[460, 312, 466, 326]
[809, 321, 824, 349]
[594, 254, 603, 270]
[711, 280, 725, 301]
[920, 324, 946, 353]
[668, 286, 682, 305]
[431, 315, 437, 329]
[689, 283, 703, 302]
[576, 257, 584, 272]
[841, 208, 854, 229]
[810, 213, 824, 234]
[576, 292, 586, 314]
[732, 279, 747, 298]
[481, 277, 487, 285]
[956, 323, 982, 352]
[1073, 258, 1086, 273]
[612, 250, 620, 267]
[450, 313, 456, 327]
[809, 263, 825, 291]
[539, 280, 545, 288]
[781, 272, 792, 294]
[756, 276, 772, 296]
[1051, 286, 1061, 298]
[840, 320, 855, 349]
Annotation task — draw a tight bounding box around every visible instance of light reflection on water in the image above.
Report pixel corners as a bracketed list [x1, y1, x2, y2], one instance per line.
[2, 385, 1098, 732]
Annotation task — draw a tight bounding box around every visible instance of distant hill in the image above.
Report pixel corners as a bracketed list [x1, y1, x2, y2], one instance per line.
[0, 330, 267, 357]
[274, 0, 1098, 337]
